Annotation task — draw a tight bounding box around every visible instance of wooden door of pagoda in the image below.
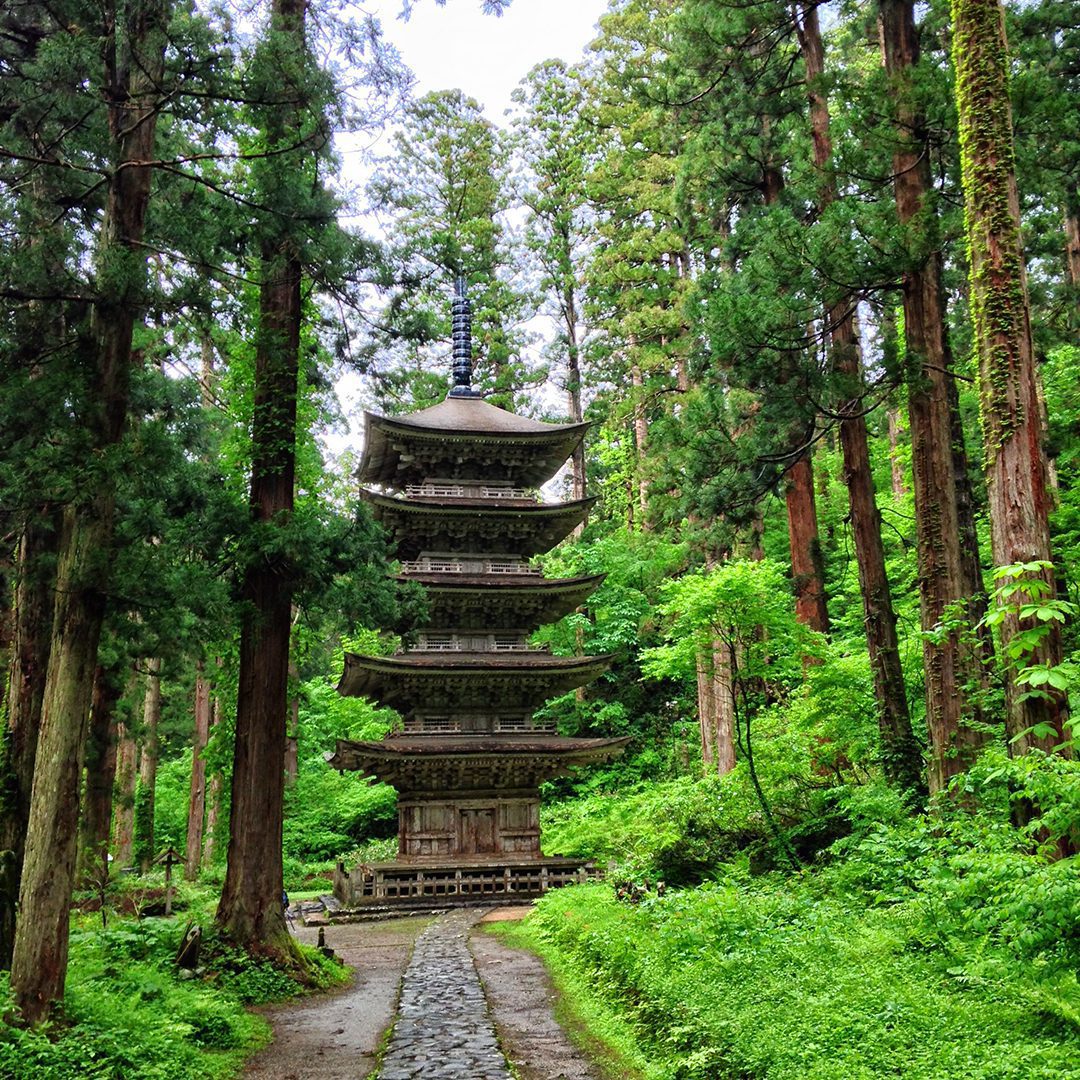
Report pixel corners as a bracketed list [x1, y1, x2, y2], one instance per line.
[459, 808, 496, 855]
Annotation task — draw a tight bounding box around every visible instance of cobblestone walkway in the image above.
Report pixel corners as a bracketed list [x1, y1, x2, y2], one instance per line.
[378, 909, 512, 1080]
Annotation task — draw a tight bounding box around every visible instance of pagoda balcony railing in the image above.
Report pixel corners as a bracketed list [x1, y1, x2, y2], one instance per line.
[404, 483, 535, 501]
[402, 715, 558, 735]
[400, 557, 543, 577]
[413, 633, 537, 653]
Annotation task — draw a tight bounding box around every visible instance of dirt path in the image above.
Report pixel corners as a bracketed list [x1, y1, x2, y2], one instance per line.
[241, 908, 603, 1080]
[243, 916, 431, 1080]
[472, 912, 603, 1080]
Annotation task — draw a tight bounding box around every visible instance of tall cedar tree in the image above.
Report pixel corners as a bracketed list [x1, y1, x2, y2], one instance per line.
[512, 61, 595, 501]
[795, 3, 922, 793]
[879, 0, 990, 794]
[216, 0, 312, 951]
[951, 0, 1069, 752]
[364, 90, 528, 410]
[9, 0, 168, 1023]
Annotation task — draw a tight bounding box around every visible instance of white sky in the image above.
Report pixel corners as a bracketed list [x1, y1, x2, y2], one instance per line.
[329, 0, 610, 458]
[368, 0, 609, 122]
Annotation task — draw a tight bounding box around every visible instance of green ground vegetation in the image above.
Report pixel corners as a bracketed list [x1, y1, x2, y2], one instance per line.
[0, 879, 347, 1079]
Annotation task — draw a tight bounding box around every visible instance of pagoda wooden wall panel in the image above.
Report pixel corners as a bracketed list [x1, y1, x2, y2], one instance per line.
[400, 802, 454, 858]
[497, 799, 541, 858]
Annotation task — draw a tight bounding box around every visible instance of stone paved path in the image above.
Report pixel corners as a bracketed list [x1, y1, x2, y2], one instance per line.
[378, 909, 512, 1080]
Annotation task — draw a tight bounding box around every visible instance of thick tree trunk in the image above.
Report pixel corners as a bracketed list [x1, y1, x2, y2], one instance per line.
[216, 0, 308, 952]
[798, 1, 921, 793]
[185, 665, 211, 880]
[630, 362, 649, 529]
[12, 505, 113, 1022]
[135, 658, 161, 872]
[785, 455, 830, 635]
[952, 0, 1068, 754]
[880, 0, 989, 795]
[563, 287, 587, 505]
[696, 649, 717, 768]
[10, 0, 166, 1021]
[77, 664, 120, 884]
[1064, 206, 1080, 290]
[711, 639, 737, 775]
[887, 409, 909, 498]
[112, 716, 137, 866]
[216, 248, 299, 944]
[758, 145, 829, 637]
[837, 341, 923, 792]
[0, 521, 56, 970]
[202, 698, 224, 866]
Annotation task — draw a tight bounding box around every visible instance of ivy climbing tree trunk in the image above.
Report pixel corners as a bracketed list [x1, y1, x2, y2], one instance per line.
[951, 0, 1068, 754]
[880, 0, 989, 794]
[10, 0, 167, 1022]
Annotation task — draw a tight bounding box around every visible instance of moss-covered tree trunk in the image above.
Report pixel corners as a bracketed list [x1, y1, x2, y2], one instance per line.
[880, 0, 989, 794]
[951, 0, 1068, 753]
[9, 0, 167, 1022]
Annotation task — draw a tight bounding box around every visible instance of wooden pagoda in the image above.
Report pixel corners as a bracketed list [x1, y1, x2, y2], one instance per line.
[330, 283, 626, 906]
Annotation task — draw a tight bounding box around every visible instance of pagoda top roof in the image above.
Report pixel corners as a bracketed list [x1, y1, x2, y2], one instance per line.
[359, 397, 589, 488]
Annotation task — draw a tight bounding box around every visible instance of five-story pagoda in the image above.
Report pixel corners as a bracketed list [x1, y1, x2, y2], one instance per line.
[330, 283, 626, 907]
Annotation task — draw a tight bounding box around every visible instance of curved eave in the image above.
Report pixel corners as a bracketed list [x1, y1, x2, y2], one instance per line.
[398, 572, 604, 592]
[364, 491, 595, 559]
[326, 735, 630, 787]
[359, 408, 590, 488]
[399, 572, 605, 630]
[337, 650, 612, 710]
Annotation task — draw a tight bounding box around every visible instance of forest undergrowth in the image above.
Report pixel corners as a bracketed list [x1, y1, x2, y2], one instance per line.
[0, 882, 347, 1079]
[506, 749, 1080, 1080]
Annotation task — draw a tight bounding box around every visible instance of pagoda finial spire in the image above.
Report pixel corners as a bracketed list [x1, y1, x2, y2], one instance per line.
[449, 275, 479, 398]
